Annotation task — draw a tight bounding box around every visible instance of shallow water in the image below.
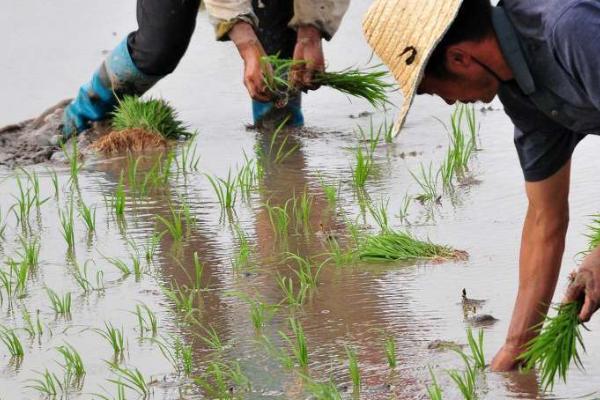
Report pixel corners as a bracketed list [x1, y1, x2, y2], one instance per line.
[1, 1, 600, 399]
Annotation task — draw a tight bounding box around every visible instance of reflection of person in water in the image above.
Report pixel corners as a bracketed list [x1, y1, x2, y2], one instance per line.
[1, 0, 350, 158]
[363, 0, 600, 373]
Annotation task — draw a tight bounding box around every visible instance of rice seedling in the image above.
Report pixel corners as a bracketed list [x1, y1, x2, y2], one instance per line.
[48, 168, 60, 200]
[276, 274, 307, 306]
[133, 303, 158, 337]
[192, 251, 204, 291]
[441, 104, 477, 177]
[367, 196, 390, 232]
[156, 205, 185, 242]
[8, 258, 30, 298]
[176, 134, 201, 173]
[325, 237, 357, 266]
[0, 268, 16, 304]
[94, 380, 127, 400]
[72, 260, 104, 293]
[107, 257, 132, 278]
[439, 147, 456, 191]
[286, 252, 323, 289]
[291, 189, 313, 232]
[345, 345, 361, 391]
[197, 324, 226, 352]
[358, 230, 457, 262]
[384, 335, 397, 369]
[410, 162, 440, 204]
[268, 116, 299, 164]
[112, 172, 126, 217]
[447, 362, 477, 400]
[143, 231, 163, 262]
[57, 343, 86, 387]
[107, 362, 149, 398]
[206, 170, 238, 210]
[304, 377, 343, 400]
[194, 360, 251, 399]
[351, 144, 374, 189]
[519, 301, 585, 391]
[396, 192, 412, 224]
[318, 177, 338, 210]
[426, 367, 444, 400]
[58, 197, 76, 250]
[466, 327, 486, 370]
[232, 225, 251, 269]
[249, 299, 277, 331]
[62, 138, 81, 186]
[27, 369, 63, 397]
[585, 214, 600, 251]
[0, 208, 7, 239]
[0, 325, 24, 358]
[96, 322, 126, 354]
[155, 336, 194, 376]
[261, 55, 392, 108]
[13, 175, 35, 228]
[76, 200, 96, 234]
[112, 95, 193, 140]
[22, 169, 50, 208]
[47, 289, 71, 315]
[264, 200, 290, 241]
[279, 317, 309, 369]
[237, 155, 259, 200]
[161, 282, 197, 318]
[22, 306, 43, 339]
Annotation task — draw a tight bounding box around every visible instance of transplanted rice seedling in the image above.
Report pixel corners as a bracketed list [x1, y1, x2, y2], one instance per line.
[57, 343, 86, 388]
[19, 235, 40, 270]
[345, 345, 361, 392]
[351, 144, 374, 189]
[264, 200, 290, 241]
[304, 377, 343, 400]
[0, 325, 24, 359]
[232, 225, 252, 270]
[519, 301, 585, 391]
[318, 177, 338, 210]
[107, 362, 149, 398]
[133, 303, 158, 338]
[21, 169, 50, 209]
[58, 197, 76, 251]
[112, 172, 126, 217]
[367, 196, 390, 232]
[155, 336, 194, 376]
[62, 138, 81, 186]
[196, 324, 227, 352]
[447, 361, 477, 400]
[27, 369, 64, 397]
[96, 322, 126, 355]
[276, 274, 307, 307]
[384, 335, 397, 369]
[78, 199, 96, 233]
[249, 299, 277, 331]
[13, 175, 36, 229]
[237, 155, 259, 201]
[279, 317, 309, 369]
[426, 367, 444, 400]
[261, 55, 392, 109]
[48, 168, 60, 200]
[291, 189, 314, 232]
[194, 360, 251, 399]
[176, 134, 201, 173]
[22, 307, 43, 339]
[206, 170, 238, 210]
[325, 237, 358, 267]
[410, 162, 440, 204]
[286, 252, 323, 289]
[358, 230, 457, 262]
[466, 327, 486, 370]
[448, 104, 477, 175]
[268, 116, 299, 164]
[162, 282, 198, 319]
[396, 192, 412, 224]
[47, 289, 72, 315]
[8, 258, 30, 298]
[156, 206, 186, 242]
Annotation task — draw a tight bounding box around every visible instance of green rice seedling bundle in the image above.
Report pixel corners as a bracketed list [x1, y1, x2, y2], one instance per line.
[585, 213, 600, 250]
[93, 95, 193, 154]
[107, 363, 149, 398]
[0, 325, 24, 358]
[261, 55, 393, 109]
[358, 230, 458, 262]
[519, 301, 586, 391]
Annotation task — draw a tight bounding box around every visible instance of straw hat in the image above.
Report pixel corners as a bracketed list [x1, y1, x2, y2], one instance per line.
[362, 0, 463, 135]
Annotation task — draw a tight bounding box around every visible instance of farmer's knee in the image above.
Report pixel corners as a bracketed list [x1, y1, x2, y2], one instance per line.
[128, 0, 200, 75]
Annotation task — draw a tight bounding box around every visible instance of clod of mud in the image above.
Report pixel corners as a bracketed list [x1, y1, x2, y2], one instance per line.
[428, 340, 464, 351]
[91, 128, 168, 154]
[466, 314, 499, 327]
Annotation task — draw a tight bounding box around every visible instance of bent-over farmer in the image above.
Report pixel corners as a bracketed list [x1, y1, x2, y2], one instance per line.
[3, 0, 349, 161]
[363, 0, 600, 370]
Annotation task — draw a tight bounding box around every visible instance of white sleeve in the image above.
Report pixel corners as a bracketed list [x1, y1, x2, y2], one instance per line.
[289, 0, 350, 40]
[204, 0, 258, 40]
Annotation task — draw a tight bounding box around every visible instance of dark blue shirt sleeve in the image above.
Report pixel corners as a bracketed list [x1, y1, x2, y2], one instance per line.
[552, 0, 600, 111]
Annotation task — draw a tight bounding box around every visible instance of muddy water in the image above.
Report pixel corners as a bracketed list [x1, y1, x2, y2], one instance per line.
[2, 1, 600, 399]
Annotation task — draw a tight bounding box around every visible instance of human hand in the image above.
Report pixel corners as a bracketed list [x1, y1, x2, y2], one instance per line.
[564, 254, 600, 322]
[229, 22, 272, 102]
[291, 25, 325, 91]
[490, 343, 522, 372]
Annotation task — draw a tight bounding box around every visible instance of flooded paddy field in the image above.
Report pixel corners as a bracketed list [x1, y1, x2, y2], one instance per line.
[2, 1, 600, 399]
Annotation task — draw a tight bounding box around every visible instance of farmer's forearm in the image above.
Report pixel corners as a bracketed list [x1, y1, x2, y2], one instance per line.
[504, 203, 569, 349]
[229, 22, 262, 59]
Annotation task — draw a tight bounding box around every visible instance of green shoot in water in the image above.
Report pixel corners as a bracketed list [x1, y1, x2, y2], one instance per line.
[196, 324, 226, 352]
[304, 377, 343, 400]
[447, 360, 477, 400]
[194, 360, 251, 399]
[46, 289, 72, 315]
[13, 174, 35, 229]
[233, 225, 251, 269]
[319, 177, 338, 210]
[96, 322, 126, 355]
[155, 336, 194, 377]
[78, 199, 96, 233]
[133, 303, 158, 337]
[206, 170, 238, 210]
[0, 325, 24, 358]
[112, 95, 193, 140]
[176, 133, 201, 173]
[325, 237, 358, 267]
[290, 188, 314, 232]
[27, 370, 63, 397]
[466, 327, 486, 370]
[384, 335, 397, 369]
[62, 138, 81, 186]
[426, 367, 444, 400]
[519, 301, 585, 391]
[359, 230, 457, 262]
[107, 362, 149, 398]
[345, 345, 361, 391]
[57, 343, 86, 388]
[18, 235, 40, 270]
[112, 172, 126, 217]
[279, 317, 309, 369]
[156, 205, 186, 242]
[351, 144, 374, 189]
[264, 200, 290, 241]
[162, 282, 198, 319]
[268, 116, 299, 164]
[286, 252, 323, 289]
[410, 162, 440, 204]
[367, 196, 390, 232]
[8, 258, 30, 298]
[276, 274, 307, 307]
[58, 197, 76, 251]
[396, 192, 412, 223]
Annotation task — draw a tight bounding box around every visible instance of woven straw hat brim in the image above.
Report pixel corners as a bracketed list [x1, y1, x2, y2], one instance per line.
[362, 0, 463, 135]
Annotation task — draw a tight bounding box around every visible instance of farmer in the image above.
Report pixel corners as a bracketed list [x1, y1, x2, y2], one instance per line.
[363, 0, 600, 371]
[16, 0, 349, 148]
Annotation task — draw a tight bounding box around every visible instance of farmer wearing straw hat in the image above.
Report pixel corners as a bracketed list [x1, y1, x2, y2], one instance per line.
[363, 0, 600, 370]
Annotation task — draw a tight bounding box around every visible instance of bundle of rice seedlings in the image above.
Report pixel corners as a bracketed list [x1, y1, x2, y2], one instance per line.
[261, 55, 393, 109]
[92, 96, 193, 154]
[358, 230, 462, 262]
[519, 301, 586, 391]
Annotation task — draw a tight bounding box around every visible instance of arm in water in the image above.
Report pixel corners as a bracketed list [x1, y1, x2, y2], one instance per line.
[491, 160, 571, 371]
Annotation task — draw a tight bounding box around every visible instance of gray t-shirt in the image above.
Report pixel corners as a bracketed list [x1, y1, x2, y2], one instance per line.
[495, 0, 600, 181]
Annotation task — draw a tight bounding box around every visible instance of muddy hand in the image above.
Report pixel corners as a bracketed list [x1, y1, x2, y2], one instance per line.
[229, 21, 272, 102]
[291, 25, 325, 92]
[564, 252, 600, 322]
[490, 343, 522, 372]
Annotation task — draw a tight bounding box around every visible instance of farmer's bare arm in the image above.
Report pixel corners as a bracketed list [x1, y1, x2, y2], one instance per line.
[564, 246, 600, 321]
[491, 160, 571, 372]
